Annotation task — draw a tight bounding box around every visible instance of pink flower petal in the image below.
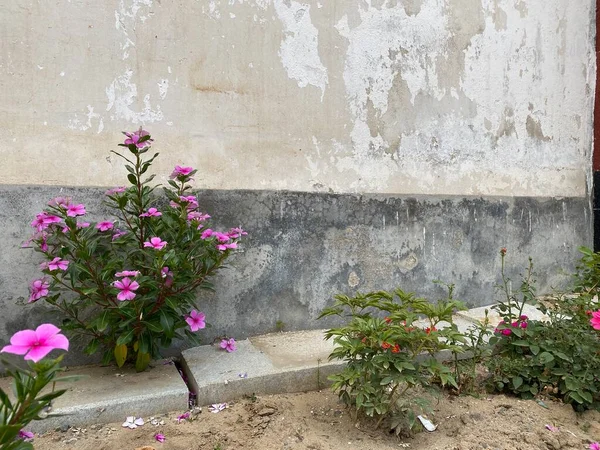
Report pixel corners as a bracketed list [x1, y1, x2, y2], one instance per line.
[24, 345, 55, 363]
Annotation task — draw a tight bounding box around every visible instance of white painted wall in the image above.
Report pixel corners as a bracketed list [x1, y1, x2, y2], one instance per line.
[0, 0, 595, 197]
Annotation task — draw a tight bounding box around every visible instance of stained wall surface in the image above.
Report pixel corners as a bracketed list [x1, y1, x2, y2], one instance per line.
[0, 0, 595, 361]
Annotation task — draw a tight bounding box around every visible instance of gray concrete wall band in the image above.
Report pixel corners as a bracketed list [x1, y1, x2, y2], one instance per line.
[0, 185, 590, 365]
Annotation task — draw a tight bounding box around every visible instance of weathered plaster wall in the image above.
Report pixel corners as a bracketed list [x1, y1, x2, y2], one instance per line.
[0, 0, 596, 363]
[0, 0, 595, 196]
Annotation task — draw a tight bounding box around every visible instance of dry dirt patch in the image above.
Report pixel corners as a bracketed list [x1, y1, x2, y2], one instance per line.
[34, 390, 600, 450]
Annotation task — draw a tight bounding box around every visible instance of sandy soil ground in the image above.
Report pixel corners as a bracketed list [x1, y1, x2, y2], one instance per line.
[32, 390, 600, 450]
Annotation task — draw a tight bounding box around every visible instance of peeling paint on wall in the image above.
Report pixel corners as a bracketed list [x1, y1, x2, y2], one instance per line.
[106, 69, 164, 123]
[115, 0, 154, 60]
[273, 0, 328, 99]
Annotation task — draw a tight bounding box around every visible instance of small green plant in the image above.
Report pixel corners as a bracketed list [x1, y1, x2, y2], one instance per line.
[1, 324, 74, 450]
[319, 286, 465, 436]
[487, 248, 600, 410]
[449, 310, 492, 395]
[275, 320, 285, 332]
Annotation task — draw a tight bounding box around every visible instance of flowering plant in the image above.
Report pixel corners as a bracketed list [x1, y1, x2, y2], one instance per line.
[0, 325, 72, 450]
[319, 287, 465, 436]
[24, 129, 245, 371]
[488, 249, 600, 410]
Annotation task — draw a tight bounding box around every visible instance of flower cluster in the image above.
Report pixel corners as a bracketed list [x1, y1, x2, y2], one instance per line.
[494, 315, 528, 336]
[23, 130, 245, 371]
[381, 341, 401, 353]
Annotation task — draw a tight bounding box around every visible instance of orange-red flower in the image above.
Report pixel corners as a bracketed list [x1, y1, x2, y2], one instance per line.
[391, 344, 400, 353]
[381, 341, 391, 349]
[425, 326, 437, 334]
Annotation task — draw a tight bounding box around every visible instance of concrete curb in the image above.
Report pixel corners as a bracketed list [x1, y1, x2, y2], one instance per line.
[0, 361, 189, 434]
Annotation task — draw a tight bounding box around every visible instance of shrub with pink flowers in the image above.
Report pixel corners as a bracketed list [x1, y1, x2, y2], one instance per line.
[23, 129, 246, 371]
[487, 248, 600, 410]
[0, 325, 73, 450]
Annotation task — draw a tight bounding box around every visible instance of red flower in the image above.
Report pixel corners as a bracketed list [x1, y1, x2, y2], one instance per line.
[500, 248, 507, 255]
[384, 317, 392, 324]
[381, 342, 391, 349]
[391, 344, 400, 353]
[425, 326, 437, 334]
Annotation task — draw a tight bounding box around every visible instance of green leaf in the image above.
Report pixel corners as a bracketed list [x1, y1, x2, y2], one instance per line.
[114, 344, 128, 368]
[579, 390, 593, 404]
[380, 376, 394, 385]
[83, 339, 99, 355]
[135, 351, 151, 372]
[511, 340, 530, 347]
[116, 329, 135, 346]
[95, 310, 110, 332]
[537, 352, 554, 364]
[568, 391, 584, 404]
[127, 174, 137, 185]
[530, 345, 540, 355]
[512, 376, 523, 389]
[554, 351, 572, 362]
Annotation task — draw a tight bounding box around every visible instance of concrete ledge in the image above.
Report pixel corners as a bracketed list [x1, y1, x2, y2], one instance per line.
[0, 360, 188, 433]
[180, 330, 344, 406]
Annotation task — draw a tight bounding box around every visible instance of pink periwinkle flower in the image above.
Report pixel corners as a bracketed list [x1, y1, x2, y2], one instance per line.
[31, 212, 62, 231]
[214, 232, 230, 243]
[185, 310, 206, 332]
[140, 208, 162, 218]
[143, 237, 167, 250]
[521, 321, 528, 329]
[123, 128, 153, 148]
[96, 221, 114, 232]
[590, 311, 600, 330]
[18, 430, 34, 441]
[105, 186, 126, 196]
[170, 165, 194, 179]
[217, 242, 238, 251]
[112, 229, 127, 241]
[48, 197, 71, 208]
[29, 279, 49, 303]
[228, 227, 248, 239]
[1, 324, 69, 363]
[589, 443, 600, 450]
[114, 277, 140, 301]
[47, 257, 69, 271]
[201, 229, 214, 240]
[187, 211, 210, 222]
[220, 338, 237, 353]
[501, 329, 511, 336]
[511, 321, 519, 328]
[155, 433, 166, 443]
[179, 195, 199, 209]
[66, 204, 86, 217]
[115, 270, 140, 277]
